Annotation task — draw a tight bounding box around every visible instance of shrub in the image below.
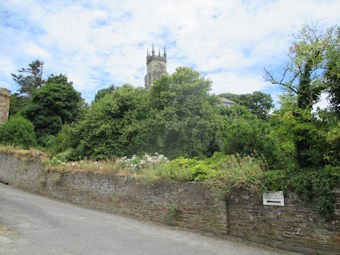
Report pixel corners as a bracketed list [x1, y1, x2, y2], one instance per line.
[140, 152, 264, 189]
[0, 114, 37, 149]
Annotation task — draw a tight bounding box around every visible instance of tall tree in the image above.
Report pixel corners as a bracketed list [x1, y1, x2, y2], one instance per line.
[264, 24, 338, 167]
[76, 84, 148, 159]
[145, 67, 220, 159]
[24, 77, 82, 142]
[11, 60, 45, 98]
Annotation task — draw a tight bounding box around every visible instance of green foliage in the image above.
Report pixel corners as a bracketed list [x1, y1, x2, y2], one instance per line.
[325, 122, 340, 165]
[73, 67, 220, 160]
[141, 152, 264, 190]
[46, 73, 72, 85]
[164, 203, 180, 220]
[265, 24, 340, 168]
[48, 124, 80, 160]
[24, 82, 82, 141]
[262, 166, 340, 220]
[76, 84, 148, 159]
[9, 93, 30, 116]
[39, 177, 46, 185]
[11, 60, 45, 98]
[324, 26, 340, 116]
[94, 84, 115, 102]
[219, 91, 273, 120]
[219, 105, 283, 169]
[144, 67, 220, 159]
[0, 114, 36, 149]
[51, 172, 63, 185]
[272, 103, 337, 168]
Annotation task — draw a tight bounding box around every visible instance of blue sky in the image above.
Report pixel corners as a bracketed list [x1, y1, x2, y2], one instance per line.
[1, 0, 339, 105]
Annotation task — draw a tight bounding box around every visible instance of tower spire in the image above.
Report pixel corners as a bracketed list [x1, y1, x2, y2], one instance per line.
[152, 43, 155, 55]
[163, 45, 167, 58]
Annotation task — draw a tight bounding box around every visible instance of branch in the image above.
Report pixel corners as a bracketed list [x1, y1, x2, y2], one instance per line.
[264, 67, 298, 94]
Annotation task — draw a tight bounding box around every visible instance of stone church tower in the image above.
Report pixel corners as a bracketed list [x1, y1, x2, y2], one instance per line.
[0, 88, 11, 125]
[145, 45, 167, 89]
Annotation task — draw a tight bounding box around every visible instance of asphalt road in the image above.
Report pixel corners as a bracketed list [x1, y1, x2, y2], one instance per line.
[0, 183, 300, 255]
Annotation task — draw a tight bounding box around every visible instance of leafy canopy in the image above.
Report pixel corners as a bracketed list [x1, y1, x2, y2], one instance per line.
[11, 60, 45, 98]
[24, 80, 82, 141]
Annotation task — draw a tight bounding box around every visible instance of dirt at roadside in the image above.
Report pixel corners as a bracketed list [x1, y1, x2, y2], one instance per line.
[0, 222, 16, 237]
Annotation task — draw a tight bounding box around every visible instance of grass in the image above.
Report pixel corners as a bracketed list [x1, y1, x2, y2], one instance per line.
[0, 144, 48, 163]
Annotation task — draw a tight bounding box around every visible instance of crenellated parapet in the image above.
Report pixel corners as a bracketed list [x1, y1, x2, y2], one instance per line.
[145, 44, 167, 89]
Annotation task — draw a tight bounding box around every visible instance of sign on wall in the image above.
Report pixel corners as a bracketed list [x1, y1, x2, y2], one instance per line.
[263, 191, 285, 206]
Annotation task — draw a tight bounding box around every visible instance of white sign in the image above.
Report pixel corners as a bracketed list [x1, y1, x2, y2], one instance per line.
[263, 191, 285, 206]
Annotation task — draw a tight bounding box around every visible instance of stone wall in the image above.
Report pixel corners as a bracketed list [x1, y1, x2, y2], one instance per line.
[0, 88, 11, 125]
[0, 151, 339, 254]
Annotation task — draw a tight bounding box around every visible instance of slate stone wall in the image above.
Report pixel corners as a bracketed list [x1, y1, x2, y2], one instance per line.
[0, 151, 339, 254]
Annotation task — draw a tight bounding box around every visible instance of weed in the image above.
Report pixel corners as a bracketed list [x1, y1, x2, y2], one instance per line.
[51, 173, 63, 185]
[164, 202, 180, 220]
[39, 177, 46, 185]
[111, 196, 120, 203]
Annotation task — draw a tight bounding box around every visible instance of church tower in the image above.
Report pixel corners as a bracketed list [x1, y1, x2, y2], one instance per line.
[145, 45, 167, 89]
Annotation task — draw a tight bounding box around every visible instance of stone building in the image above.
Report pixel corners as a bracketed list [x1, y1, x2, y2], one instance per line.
[0, 88, 11, 125]
[145, 45, 167, 89]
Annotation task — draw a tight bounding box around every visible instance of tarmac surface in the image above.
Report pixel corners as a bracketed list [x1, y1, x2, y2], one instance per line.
[0, 183, 301, 255]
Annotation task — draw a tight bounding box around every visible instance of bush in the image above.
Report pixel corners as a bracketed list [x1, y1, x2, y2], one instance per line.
[49, 124, 80, 160]
[0, 114, 37, 149]
[141, 152, 264, 189]
[220, 108, 283, 169]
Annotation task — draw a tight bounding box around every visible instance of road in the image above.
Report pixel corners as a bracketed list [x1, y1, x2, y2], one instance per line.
[0, 184, 300, 255]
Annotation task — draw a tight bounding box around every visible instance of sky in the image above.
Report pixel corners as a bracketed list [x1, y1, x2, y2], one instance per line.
[1, 0, 339, 105]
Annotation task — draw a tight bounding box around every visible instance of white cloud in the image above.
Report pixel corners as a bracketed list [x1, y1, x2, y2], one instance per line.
[23, 42, 51, 59]
[1, 0, 340, 103]
[208, 72, 267, 95]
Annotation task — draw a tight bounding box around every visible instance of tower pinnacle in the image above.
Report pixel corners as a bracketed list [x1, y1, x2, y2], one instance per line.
[145, 44, 167, 89]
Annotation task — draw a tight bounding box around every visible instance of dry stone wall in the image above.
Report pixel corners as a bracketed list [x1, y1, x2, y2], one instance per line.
[0, 151, 339, 255]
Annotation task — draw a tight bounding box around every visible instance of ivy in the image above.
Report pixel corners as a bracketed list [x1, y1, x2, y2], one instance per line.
[262, 165, 340, 220]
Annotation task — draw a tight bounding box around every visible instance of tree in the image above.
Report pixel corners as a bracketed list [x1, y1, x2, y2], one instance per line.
[324, 26, 340, 115]
[46, 73, 72, 86]
[71, 68, 221, 160]
[264, 24, 339, 167]
[264, 24, 333, 110]
[76, 84, 148, 159]
[94, 84, 115, 102]
[145, 67, 220, 159]
[24, 80, 82, 142]
[11, 60, 45, 98]
[9, 93, 30, 117]
[0, 114, 36, 149]
[220, 91, 273, 120]
[219, 105, 283, 169]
